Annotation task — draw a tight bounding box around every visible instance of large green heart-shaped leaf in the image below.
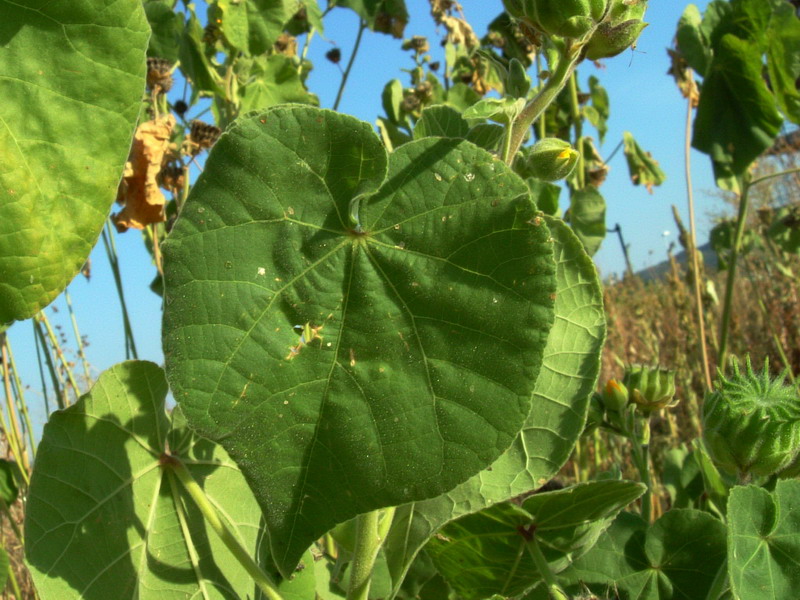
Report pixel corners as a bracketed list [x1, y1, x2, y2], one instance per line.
[162, 105, 556, 576]
[531, 509, 727, 599]
[425, 481, 645, 600]
[692, 33, 782, 182]
[25, 361, 316, 599]
[728, 479, 800, 599]
[0, 0, 148, 323]
[766, 0, 800, 125]
[382, 216, 605, 597]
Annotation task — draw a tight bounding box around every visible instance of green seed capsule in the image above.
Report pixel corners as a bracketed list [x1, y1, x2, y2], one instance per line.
[622, 364, 677, 415]
[584, 0, 648, 60]
[601, 379, 629, 412]
[702, 358, 800, 480]
[503, 0, 609, 40]
[526, 138, 580, 182]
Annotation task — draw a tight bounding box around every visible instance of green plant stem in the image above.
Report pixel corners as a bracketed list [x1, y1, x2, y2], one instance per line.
[32, 320, 52, 415]
[705, 557, 729, 600]
[568, 73, 585, 189]
[347, 507, 396, 600]
[683, 73, 712, 391]
[506, 43, 582, 165]
[333, 20, 366, 112]
[535, 54, 546, 140]
[167, 456, 285, 600]
[33, 319, 64, 410]
[64, 288, 92, 385]
[718, 166, 800, 371]
[602, 138, 624, 166]
[38, 311, 80, 403]
[6, 559, 22, 600]
[4, 340, 36, 458]
[1, 340, 28, 475]
[0, 498, 22, 544]
[717, 172, 750, 372]
[526, 538, 569, 600]
[629, 416, 652, 523]
[101, 222, 138, 359]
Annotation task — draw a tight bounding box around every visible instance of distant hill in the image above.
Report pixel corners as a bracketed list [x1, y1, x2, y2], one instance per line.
[635, 242, 718, 282]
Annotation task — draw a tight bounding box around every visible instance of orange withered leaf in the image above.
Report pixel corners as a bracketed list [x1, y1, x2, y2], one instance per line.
[113, 114, 175, 232]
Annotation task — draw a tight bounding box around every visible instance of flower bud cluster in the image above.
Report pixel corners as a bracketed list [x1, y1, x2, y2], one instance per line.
[502, 0, 648, 59]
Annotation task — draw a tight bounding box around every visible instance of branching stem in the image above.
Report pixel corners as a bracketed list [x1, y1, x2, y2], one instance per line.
[505, 43, 582, 165]
[167, 456, 285, 600]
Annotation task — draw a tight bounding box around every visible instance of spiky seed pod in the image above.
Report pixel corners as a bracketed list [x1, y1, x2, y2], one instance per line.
[584, 0, 648, 60]
[503, 0, 609, 40]
[526, 138, 580, 182]
[623, 364, 678, 414]
[702, 358, 800, 480]
[146, 57, 173, 93]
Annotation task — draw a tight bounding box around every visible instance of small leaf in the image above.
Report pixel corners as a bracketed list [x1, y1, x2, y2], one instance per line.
[238, 54, 315, 112]
[588, 76, 609, 144]
[413, 105, 470, 140]
[25, 362, 272, 599]
[676, 3, 712, 75]
[728, 479, 800, 599]
[144, 0, 183, 62]
[463, 97, 525, 125]
[332, 0, 408, 37]
[382, 79, 406, 125]
[622, 132, 667, 193]
[550, 509, 728, 600]
[466, 123, 505, 153]
[425, 481, 645, 600]
[0, 459, 19, 505]
[162, 105, 557, 576]
[0, 0, 148, 323]
[230, 0, 298, 56]
[692, 34, 783, 182]
[445, 82, 482, 112]
[566, 187, 606, 256]
[179, 9, 224, 96]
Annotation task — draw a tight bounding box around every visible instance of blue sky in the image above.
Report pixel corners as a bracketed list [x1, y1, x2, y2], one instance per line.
[8, 0, 720, 436]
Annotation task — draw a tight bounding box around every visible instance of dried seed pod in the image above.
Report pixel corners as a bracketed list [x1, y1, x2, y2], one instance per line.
[703, 358, 800, 480]
[146, 57, 173, 93]
[326, 48, 342, 64]
[189, 120, 221, 154]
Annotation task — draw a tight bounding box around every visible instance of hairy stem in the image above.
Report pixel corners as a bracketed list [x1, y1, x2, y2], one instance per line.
[347, 507, 396, 600]
[526, 538, 569, 600]
[505, 44, 582, 165]
[167, 456, 285, 600]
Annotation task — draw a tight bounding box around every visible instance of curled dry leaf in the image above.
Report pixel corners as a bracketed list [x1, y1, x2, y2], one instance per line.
[113, 115, 175, 232]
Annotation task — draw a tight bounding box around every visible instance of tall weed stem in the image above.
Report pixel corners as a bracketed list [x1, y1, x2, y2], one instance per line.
[683, 73, 712, 390]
